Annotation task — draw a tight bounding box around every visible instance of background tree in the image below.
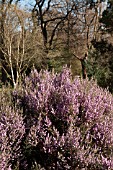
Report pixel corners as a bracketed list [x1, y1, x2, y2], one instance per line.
[0, 1, 45, 87]
[32, 0, 76, 53]
[99, 0, 113, 33]
[86, 0, 113, 93]
[31, 0, 105, 76]
[31, 0, 79, 72]
[0, 0, 15, 84]
[0, 0, 111, 85]
[87, 39, 113, 93]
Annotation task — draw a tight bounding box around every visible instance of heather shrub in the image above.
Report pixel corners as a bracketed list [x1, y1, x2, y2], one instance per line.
[0, 89, 25, 170]
[8, 67, 113, 169]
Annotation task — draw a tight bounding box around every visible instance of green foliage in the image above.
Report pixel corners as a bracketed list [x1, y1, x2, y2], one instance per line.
[87, 39, 113, 93]
[43, 48, 81, 76]
[87, 1, 113, 93]
[100, 0, 113, 33]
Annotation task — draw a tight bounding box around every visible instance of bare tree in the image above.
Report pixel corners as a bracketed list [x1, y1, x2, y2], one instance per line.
[0, 0, 20, 84]
[0, 3, 44, 87]
[71, 0, 107, 78]
[32, 0, 76, 53]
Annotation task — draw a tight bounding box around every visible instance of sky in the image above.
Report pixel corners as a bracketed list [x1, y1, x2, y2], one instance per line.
[18, 0, 35, 10]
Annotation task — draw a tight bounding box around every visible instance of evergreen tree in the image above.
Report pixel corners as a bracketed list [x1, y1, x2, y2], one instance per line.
[100, 0, 113, 33]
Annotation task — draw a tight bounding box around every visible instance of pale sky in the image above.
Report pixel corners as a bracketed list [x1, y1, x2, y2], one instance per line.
[18, 0, 35, 10]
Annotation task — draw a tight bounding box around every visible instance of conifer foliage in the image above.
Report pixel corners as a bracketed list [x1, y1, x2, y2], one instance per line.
[1, 67, 113, 169]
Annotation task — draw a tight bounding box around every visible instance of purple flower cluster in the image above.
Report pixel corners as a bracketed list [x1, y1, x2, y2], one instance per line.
[1, 67, 113, 169]
[0, 101, 25, 169]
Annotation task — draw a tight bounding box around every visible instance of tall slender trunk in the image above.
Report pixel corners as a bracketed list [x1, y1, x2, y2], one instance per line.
[0, 14, 7, 84]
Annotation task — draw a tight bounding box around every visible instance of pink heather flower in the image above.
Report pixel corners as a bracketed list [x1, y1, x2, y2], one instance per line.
[0, 105, 25, 169]
[11, 67, 113, 169]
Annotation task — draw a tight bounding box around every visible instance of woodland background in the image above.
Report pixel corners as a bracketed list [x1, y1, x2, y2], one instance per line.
[0, 0, 113, 92]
